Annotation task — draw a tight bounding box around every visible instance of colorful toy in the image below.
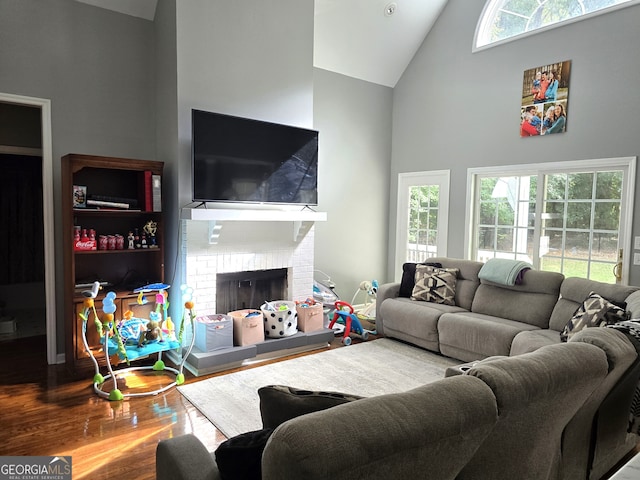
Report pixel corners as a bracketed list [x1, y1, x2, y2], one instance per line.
[328, 300, 370, 346]
[351, 279, 379, 333]
[78, 282, 197, 401]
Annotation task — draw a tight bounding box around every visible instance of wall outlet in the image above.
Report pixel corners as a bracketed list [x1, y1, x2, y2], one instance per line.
[634, 253, 640, 265]
[635, 236, 640, 250]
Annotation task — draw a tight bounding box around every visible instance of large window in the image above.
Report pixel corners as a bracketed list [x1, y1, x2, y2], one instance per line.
[475, 0, 640, 50]
[467, 158, 635, 284]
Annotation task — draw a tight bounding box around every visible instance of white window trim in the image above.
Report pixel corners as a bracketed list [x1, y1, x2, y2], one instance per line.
[473, 0, 640, 52]
[465, 157, 636, 283]
[396, 170, 450, 281]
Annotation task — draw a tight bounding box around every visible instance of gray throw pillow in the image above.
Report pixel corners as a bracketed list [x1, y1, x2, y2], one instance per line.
[258, 385, 363, 430]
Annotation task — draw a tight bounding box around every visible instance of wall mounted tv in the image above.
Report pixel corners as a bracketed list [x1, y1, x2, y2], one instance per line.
[192, 109, 318, 206]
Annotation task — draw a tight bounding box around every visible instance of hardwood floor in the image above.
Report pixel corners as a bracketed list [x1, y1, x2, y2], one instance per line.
[0, 334, 340, 480]
[1, 333, 637, 480]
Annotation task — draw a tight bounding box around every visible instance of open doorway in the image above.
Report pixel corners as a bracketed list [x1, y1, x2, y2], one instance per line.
[0, 94, 56, 364]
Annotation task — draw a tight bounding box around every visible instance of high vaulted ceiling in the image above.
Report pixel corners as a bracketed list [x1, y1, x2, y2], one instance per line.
[75, 0, 448, 87]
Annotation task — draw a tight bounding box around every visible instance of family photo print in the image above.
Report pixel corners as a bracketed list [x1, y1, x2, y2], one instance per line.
[520, 60, 571, 137]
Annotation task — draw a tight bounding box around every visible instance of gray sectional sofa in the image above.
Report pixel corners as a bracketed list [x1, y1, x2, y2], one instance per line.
[377, 256, 640, 480]
[155, 257, 640, 480]
[156, 334, 617, 480]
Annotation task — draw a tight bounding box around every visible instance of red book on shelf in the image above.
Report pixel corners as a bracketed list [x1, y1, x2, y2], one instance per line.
[141, 170, 152, 212]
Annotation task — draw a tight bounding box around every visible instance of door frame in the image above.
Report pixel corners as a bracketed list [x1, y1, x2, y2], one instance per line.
[0, 92, 57, 364]
[395, 170, 450, 281]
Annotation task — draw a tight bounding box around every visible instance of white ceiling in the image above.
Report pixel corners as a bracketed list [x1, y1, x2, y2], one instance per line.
[75, 0, 448, 88]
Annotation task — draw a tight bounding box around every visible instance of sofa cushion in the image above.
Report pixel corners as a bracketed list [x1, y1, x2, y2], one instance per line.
[471, 269, 564, 329]
[398, 261, 442, 298]
[379, 297, 467, 352]
[438, 312, 539, 362]
[411, 265, 459, 305]
[258, 385, 363, 430]
[510, 329, 561, 355]
[560, 292, 628, 342]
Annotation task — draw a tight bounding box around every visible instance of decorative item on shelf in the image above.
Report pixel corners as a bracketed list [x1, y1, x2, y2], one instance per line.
[74, 227, 97, 251]
[127, 231, 135, 250]
[134, 228, 141, 249]
[143, 220, 158, 248]
[73, 185, 87, 208]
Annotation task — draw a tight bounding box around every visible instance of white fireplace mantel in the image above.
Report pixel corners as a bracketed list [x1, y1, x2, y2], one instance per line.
[181, 207, 326, 223]
[181, 207, 326, 243]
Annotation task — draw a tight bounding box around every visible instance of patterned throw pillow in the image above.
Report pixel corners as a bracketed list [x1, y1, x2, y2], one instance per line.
[411, 265, 459, 306]
[398, 261, 443, 297]
[561, 292, 628, 342]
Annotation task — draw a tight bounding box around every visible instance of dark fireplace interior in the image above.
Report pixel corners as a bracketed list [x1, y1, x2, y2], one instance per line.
[216, 268, 288, 313]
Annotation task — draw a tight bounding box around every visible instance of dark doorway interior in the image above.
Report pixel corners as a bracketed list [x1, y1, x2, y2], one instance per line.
[0, 102, 46, 341]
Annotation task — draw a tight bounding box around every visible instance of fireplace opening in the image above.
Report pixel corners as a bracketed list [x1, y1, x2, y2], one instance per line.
[216, 268, 288, 313]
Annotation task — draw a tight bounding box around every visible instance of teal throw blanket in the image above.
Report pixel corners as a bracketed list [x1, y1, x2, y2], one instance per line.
[478, 258, 532, 286]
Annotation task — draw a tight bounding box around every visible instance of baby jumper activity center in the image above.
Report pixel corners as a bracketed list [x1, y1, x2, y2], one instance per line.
[79, 282, 196, 400]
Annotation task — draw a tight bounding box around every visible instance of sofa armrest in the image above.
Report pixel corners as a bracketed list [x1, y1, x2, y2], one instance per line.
[375, 282, 401, 336]
[156, 434, 220, 480]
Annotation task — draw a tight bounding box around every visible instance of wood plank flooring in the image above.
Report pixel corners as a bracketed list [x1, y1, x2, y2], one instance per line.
[0, 334, 340, 479]
[0, 333, 637, 480]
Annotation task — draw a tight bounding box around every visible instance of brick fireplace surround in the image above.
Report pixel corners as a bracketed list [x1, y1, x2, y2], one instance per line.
[182, 218, 316, 314]
[175, 209, 331, 375]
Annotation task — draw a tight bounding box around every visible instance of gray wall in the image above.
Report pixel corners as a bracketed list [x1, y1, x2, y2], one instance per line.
[391, 0, 640, 285]
[313, 68, 392, 299]
[0, 0, 156, 353]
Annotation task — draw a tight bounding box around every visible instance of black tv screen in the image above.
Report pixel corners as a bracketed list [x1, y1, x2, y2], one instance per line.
[192, 109, 318, 205]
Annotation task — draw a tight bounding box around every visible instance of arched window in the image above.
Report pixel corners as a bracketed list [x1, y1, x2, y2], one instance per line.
[475, 0, 640, 50]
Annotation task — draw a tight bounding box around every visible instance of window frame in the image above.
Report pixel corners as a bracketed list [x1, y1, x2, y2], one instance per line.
[464, 157, 636, 284]
[474, 0, 640, 52]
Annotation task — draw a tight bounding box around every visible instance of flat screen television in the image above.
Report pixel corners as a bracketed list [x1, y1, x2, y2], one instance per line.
[192, 109, 318, 206]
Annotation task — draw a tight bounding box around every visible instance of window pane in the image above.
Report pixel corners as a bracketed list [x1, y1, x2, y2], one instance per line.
[563, 259, 589, 278]
[565, 231, 590, 257]
[566, 202, 592, 229]
[589, 261, 616, 283]
[497, 227, 514, 251]
[594, 202, 620, 230]
[591, 233, 618, 261]
[480, 178, 498, 201]
[546, 174, 566, 200]
[544, 201, 565, 228]
[480, 202, 497, 224]
[478, 226, 495, 249]
[596, 171, 622, 199]
[568, 173, 594, 199]
[497, 201, 515, 225]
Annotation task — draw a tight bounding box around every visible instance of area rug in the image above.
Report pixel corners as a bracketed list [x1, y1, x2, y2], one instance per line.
[177, 338, 459, 438]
